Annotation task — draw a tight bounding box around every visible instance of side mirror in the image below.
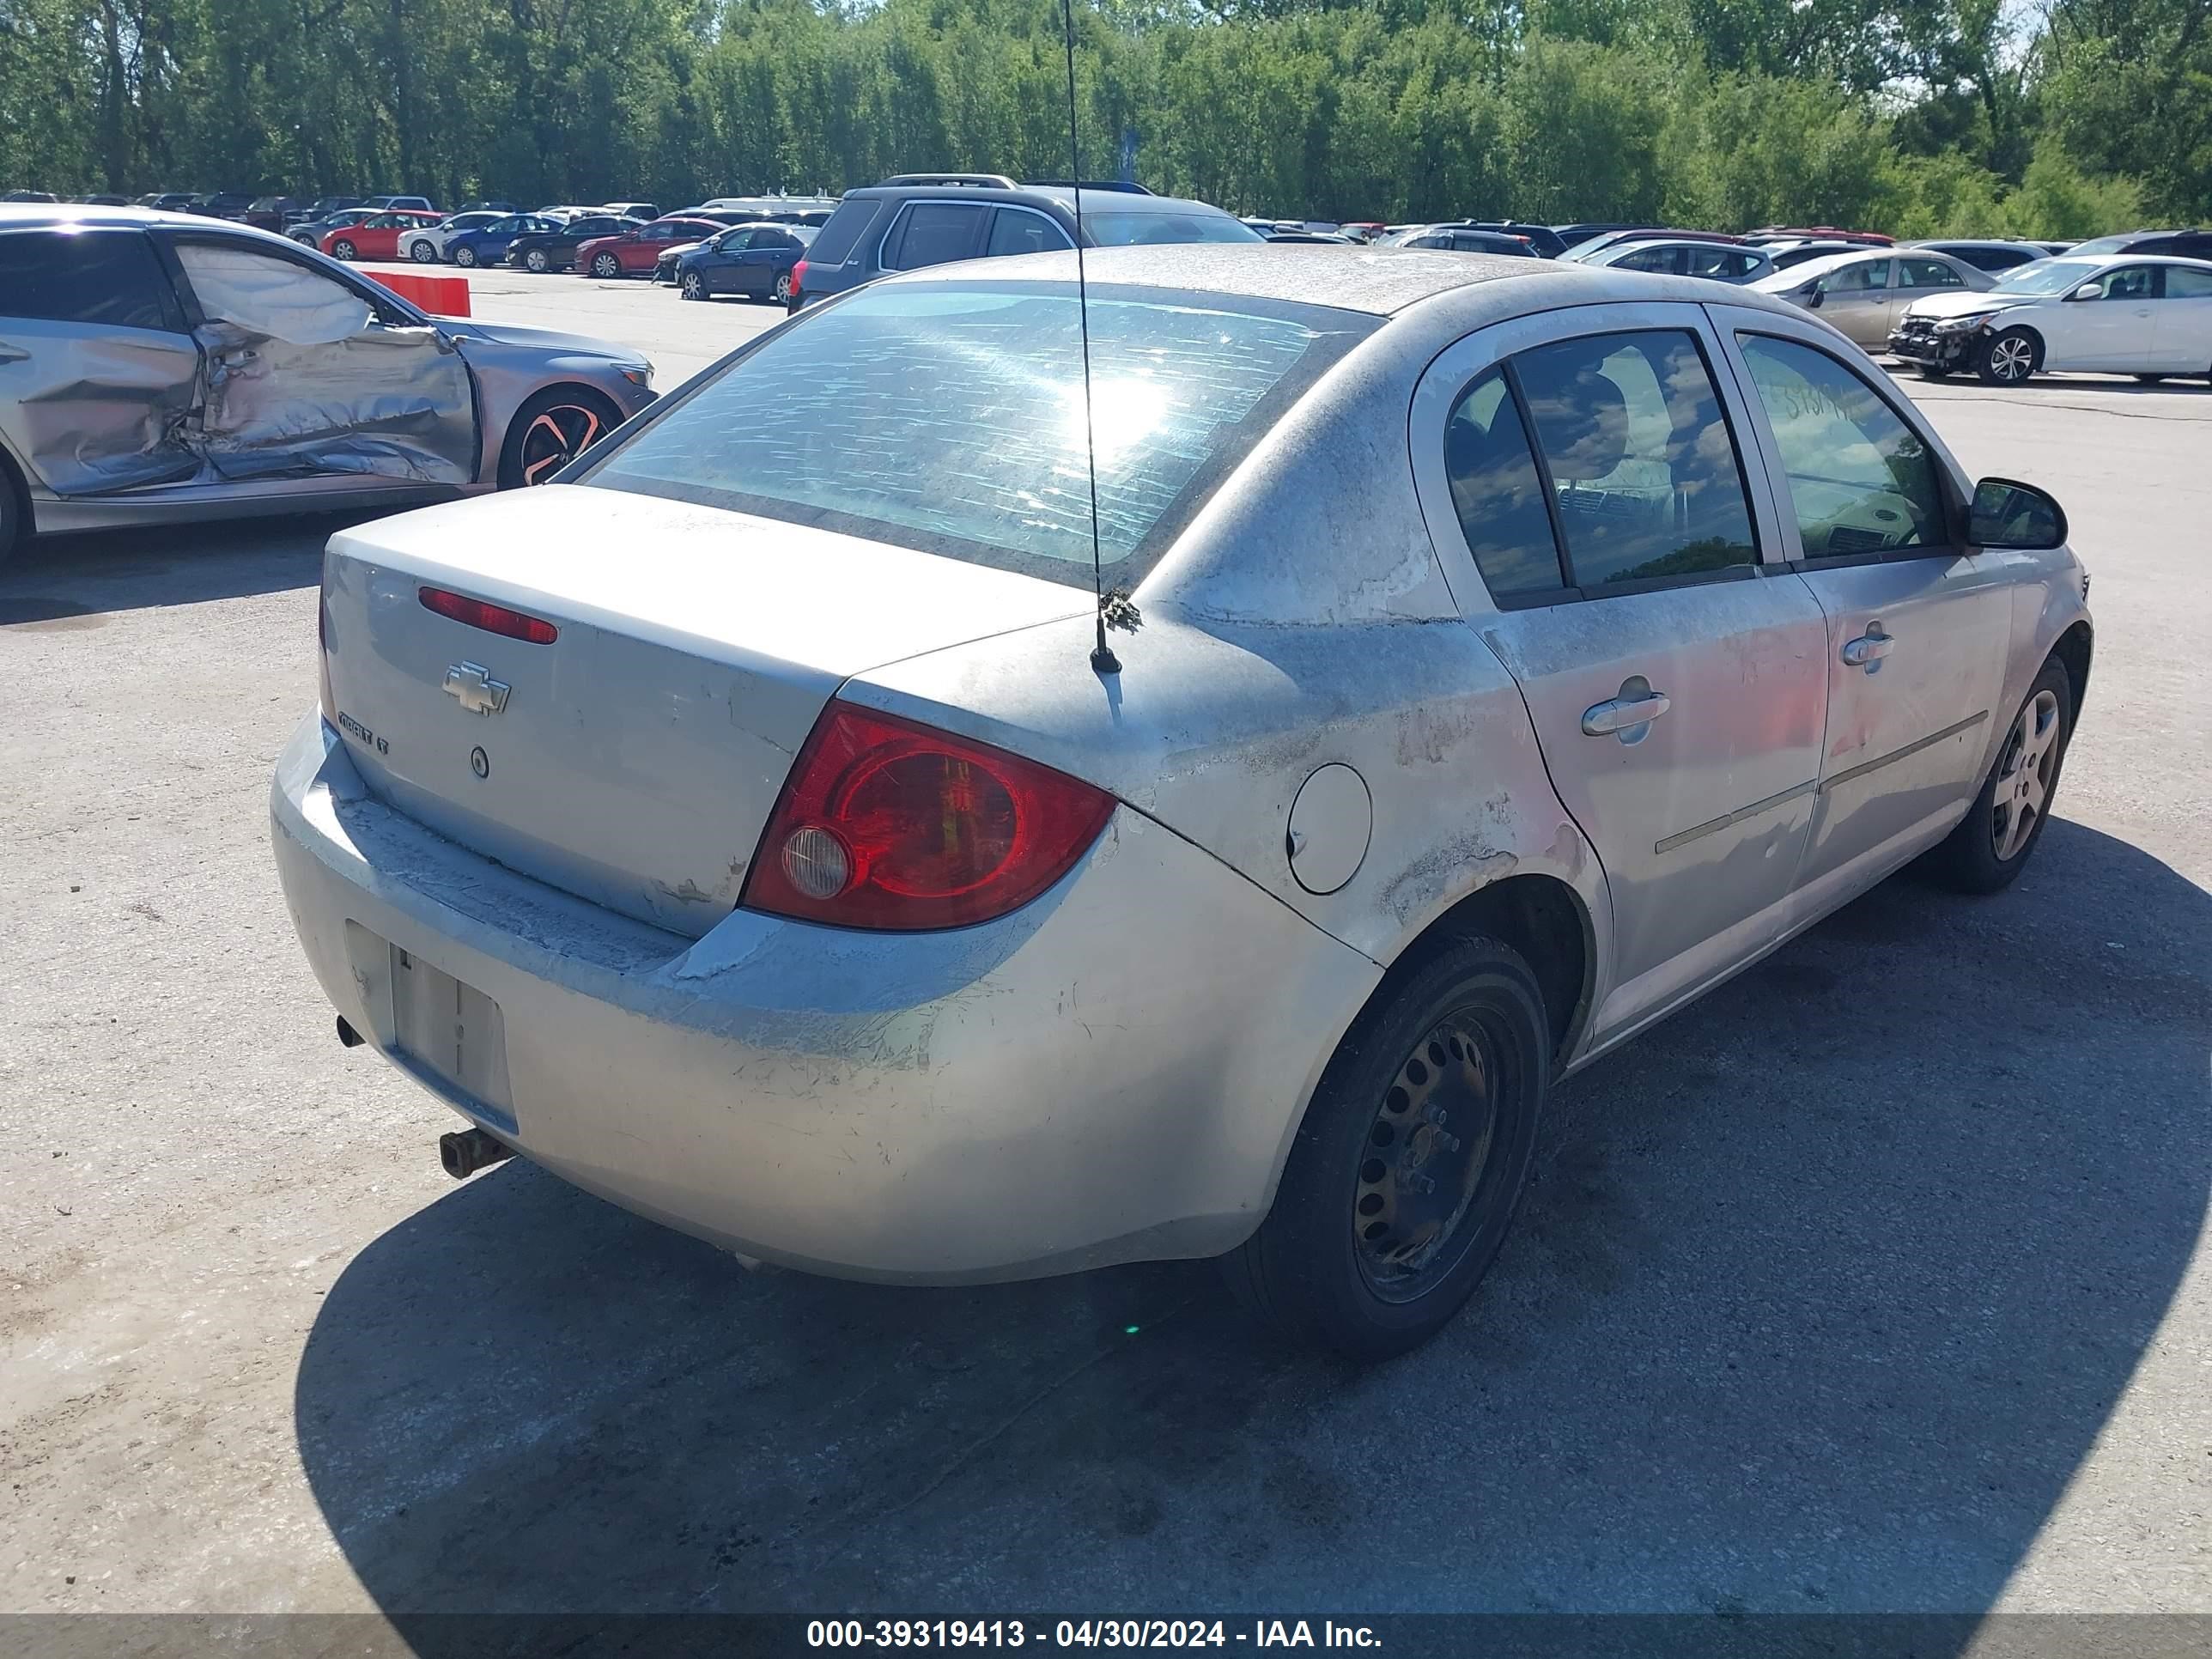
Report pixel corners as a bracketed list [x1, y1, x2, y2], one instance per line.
[1804, 284, 1824, 308]
[1968, 477, 2067, 550]
[2069, 283, 2101, 301]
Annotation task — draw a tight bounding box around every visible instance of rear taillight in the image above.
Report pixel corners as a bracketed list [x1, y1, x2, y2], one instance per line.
[419, 585, 558, 644]
[788, 258, 806, 301]
[742, 702, 1115, 931]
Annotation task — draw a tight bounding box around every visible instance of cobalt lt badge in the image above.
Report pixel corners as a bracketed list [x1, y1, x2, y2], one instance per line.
[470, 746, 490, 780]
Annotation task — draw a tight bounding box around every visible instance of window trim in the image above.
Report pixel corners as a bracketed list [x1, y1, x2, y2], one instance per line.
[1722, 323, 1971, 569]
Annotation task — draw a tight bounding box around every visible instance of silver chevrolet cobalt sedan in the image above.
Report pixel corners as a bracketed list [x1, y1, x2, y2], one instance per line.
[272, 246, 2093, 1357]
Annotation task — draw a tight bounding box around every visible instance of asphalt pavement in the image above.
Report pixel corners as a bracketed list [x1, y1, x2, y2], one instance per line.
[2, 268, 2206, 1636]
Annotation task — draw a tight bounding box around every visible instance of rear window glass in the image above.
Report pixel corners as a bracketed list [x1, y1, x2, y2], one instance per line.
[585, 281, 1375, 588]
[806, 199, 881, 266]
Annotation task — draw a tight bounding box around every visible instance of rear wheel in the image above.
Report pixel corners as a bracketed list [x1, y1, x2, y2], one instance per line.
[590, 252, 621, 278]
[772, 270, 793, 305]
[331, 239, 357, 261]
[498, 386, 623, 489]
[0, 463, 24, 570]
[1930, 659, 2071, 894]
[453, 244, 478, 269]
[410, 239, 437, 264]
[1978, 328, 2039, 386]
[1223, 937, 1547, 1359]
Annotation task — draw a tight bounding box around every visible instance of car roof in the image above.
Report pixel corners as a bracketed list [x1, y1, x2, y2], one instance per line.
[867, 242, 1826, 321]
[1751, 246, 1897, 286]
[839, 181, 1233, 220]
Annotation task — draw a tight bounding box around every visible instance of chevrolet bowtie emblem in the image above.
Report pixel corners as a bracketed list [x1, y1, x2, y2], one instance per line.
[442, 661, 510, 717]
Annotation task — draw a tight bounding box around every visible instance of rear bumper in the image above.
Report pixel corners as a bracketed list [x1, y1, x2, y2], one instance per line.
[270, 714, 1374, 1282]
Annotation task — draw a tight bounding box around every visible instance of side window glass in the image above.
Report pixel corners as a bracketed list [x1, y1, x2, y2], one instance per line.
[886, 204, 982, 270]
[1899, 258, 1965, 289]
[1514, 330, 1758, 586]
[1443, 368, 1565, 599]
[1736, 334, 1947, 556]
[1619, 246, 1676, 273]
[1827, 260, 1887, 292]
[0, 229, 175, 331]
[174, 243, 373, 345]
[2165, 266, 2212, 298]
[985, 210, 1071, 258]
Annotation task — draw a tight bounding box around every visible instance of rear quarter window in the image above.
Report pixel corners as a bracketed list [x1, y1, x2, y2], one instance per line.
[582, 281, 1376, 589]
[806, 199, 881, 267]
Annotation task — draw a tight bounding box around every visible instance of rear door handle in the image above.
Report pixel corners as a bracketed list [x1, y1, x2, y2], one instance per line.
[1581, 692, 1672, 736]
[1841, 626, 1894, 668]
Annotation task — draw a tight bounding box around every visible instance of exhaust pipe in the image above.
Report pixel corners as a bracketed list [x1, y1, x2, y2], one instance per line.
[440, 1127, 518, 1180]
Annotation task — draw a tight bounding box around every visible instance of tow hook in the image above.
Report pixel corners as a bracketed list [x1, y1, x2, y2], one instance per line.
[440, 1127, 518, 1180]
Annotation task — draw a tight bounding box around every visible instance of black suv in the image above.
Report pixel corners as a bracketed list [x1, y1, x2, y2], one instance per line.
[2065, 228, 2212, 260]
[788, 173, 1257, 312]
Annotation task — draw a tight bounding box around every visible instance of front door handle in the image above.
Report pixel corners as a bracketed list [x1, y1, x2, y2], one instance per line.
[1582, 691, 1672, 737]
[1841, 625, 1894, 669]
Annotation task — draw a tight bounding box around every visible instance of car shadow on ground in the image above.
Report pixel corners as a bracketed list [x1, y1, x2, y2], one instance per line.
[0, 513, 372, 624]
[295, 818, 2209, 1626]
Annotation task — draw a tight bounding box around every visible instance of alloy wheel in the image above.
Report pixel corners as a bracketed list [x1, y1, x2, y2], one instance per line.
[332, 240, 356, 260]
[526, 249, 548, 272]
[774, 271, 793, 302]
[410, 240, 436, 263]
[1352, 1011, 1506, 1304]
[592, 253, 619, 278]
[1992, 688, 2061, 861]
[454, 246, 477, 267]
[682, 272, 703, 300]
[516, 404, 605, 485]
[1989, 335, 2034, 382]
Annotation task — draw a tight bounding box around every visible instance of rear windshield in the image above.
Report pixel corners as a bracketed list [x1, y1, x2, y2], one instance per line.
[584, 281, 1374, 587]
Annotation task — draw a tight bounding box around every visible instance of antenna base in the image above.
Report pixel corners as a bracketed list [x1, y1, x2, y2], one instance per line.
[1090, 642, 1122, 676]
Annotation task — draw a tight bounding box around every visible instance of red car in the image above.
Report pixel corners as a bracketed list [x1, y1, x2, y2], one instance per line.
[322, 210, 445, 261]
[571, 216, 731, 279]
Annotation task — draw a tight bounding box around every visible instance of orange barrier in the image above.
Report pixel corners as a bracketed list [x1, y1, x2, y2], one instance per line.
[368, 270, 472, 317]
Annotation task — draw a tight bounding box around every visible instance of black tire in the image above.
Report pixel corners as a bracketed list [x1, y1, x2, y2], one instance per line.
[1977, 328, 2039, 386]
[453, 244, 478, 269]
[2134, 374, 2167, 385]
[1916, 365, 1950, 380]
[1930, 659, 2072, 894]
[1222, 937, 1548, 1360]
[410, 239, 437, 264]
[590, 252, 621, 278]
[680, 270, 706, 301]
[331, 239, 357, 261]
[0, 462, 25, 570]
[497, 386, 623, 489]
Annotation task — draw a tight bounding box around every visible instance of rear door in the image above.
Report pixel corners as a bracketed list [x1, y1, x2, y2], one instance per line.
[984, 205, 1074, 258]
[161, 234, 477, 485]
[1895, 255, 1975, 312]
[1412, 300, 1831, 1039]
[2159, 263, 2212, 370]
[1814, 257, 1896, 347]
[0, 226, 204, 495]
[1712, 307, 2012, 904]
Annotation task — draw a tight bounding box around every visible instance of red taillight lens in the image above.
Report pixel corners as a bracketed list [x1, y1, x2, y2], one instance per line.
[742, 702, 1115, 931]
[418, 586, 558, 644]
[788, 258, 806, 299]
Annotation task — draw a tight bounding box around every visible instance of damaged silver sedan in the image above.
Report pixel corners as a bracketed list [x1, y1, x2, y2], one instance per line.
[0, 204, 656, 566]
[271, 246, 2093, 1357]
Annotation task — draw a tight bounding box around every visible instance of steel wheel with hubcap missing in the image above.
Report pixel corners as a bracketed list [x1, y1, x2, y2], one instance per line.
[1224, 935, 1547, 1358]
[1978, 329, 2037, 385]
[497, 388, 619, 489]
[1931, 657, 2072, 893]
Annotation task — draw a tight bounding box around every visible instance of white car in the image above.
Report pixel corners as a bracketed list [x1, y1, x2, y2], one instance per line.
[1888, 253, 2212, 384]
[397, 210, 507, 264]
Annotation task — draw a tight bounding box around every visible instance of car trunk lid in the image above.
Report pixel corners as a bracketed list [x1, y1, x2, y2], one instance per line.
[319, 485, 1087, 936]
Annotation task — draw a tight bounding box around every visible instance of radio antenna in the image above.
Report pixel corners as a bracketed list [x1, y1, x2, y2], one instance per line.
[1060, 0, 1119, 676]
